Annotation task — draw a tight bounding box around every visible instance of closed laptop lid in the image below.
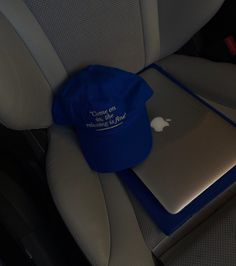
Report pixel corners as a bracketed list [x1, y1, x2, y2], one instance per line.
[134, 67, 236, 214]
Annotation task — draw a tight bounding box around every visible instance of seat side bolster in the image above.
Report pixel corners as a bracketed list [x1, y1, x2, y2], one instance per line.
[47, 126, 155, 266]
[0, 12, 52, 129]
[159, 55, 236, 109]
[0, 0, 67, 88]
[100, 173, 155, 266]
[47, 126, 111, 266]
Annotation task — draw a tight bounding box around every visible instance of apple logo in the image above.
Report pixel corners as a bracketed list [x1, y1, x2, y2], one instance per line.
[151, 117, 172, 132]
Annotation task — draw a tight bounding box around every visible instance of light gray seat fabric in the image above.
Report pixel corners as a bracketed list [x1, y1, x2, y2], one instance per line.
[161, 196, 236, 266]
[0, 1, 235, 266]
[0, 0, 67, 88]
[0, 12, 52, 129]
[158, 55, 236, 121]
[47, 126, 155, 266]
[159, 55, 236, 109]
[23, 0, 147, 73]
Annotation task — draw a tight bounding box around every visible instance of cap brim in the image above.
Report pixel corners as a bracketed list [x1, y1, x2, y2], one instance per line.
[77, 108, 152, 172]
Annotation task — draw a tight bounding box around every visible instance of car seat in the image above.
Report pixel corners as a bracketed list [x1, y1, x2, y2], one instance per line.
[0, 1, 235, 265]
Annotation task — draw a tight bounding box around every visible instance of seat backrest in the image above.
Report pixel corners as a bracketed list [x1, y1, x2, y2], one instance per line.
[0, 0, 224, 130]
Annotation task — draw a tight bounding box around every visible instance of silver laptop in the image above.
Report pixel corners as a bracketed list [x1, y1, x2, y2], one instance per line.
[134, 68, 236, 214]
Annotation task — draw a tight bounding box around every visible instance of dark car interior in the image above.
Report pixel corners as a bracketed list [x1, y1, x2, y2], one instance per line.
[0, 0, 235, 265]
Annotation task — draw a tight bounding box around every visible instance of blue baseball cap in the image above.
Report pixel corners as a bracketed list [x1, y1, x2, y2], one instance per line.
[52, 65, 153, 172]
